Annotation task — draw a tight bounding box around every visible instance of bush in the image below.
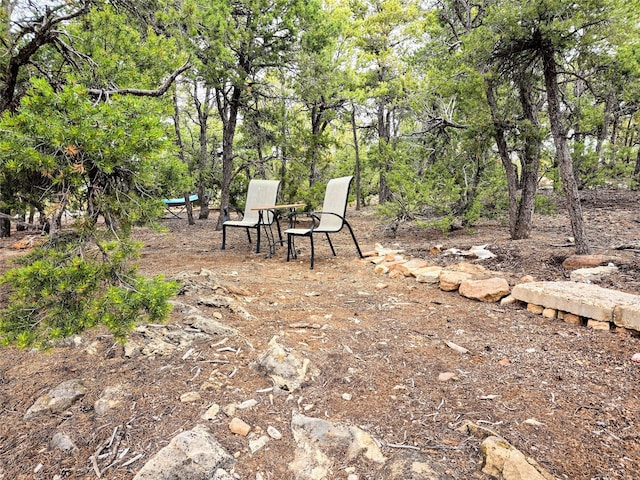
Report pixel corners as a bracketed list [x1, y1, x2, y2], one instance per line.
[0, 235, 178, 348]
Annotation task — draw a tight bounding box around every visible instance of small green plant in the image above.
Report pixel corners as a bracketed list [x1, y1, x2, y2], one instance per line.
[534, 193, 558, 215]
[0, 235, 178, 348]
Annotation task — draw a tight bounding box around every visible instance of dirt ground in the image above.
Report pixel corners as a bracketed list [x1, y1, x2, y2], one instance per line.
[1, 188, 640, 479]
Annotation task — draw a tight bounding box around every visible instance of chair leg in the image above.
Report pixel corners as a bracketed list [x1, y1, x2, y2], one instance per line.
[344, 221, 363, 258]
[246, 228, 252, 244]
[275, 218, 283, 245]
[255, 225, 261, 253]
[221, 225, 227, 250]
[310, 234, 315, 269]
[287, 234, 293, 261]
[325, 233, 336, 256]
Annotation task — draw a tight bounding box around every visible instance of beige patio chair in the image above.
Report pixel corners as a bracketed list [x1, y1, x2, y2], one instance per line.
[285, 175, 363, 269]
[221, 179, 281, 253]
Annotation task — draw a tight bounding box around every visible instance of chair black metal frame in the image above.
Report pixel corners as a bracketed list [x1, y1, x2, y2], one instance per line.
[285, 176, 363, 269]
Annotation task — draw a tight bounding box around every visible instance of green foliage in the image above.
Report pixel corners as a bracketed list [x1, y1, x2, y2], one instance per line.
[534, 193, 558, 215]
[0, 236, 178, 348]
[0, 78, 187, 226]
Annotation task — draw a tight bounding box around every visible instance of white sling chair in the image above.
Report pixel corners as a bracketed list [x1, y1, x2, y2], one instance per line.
[221, 179, 281, 253]
[285, 175, 363, 269]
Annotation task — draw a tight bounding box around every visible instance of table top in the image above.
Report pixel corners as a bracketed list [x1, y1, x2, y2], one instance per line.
[251, 203, 306, 210]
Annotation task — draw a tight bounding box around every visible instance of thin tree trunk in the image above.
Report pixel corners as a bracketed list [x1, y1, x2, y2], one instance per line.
[216, 85, 241, 231]
[541, 44, 589, 254]
[513, 79, 541, 240]
[485, 80, 519, 236]
[351, 103, 361, 210]
[173, 88, 195, 225]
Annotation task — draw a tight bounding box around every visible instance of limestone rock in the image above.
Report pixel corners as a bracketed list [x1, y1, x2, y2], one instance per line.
[186, 314, 239, 337]
[133, 425, 234, 480]
[439, 271, 473, 292]
[512, 281, 639, 323]
[481, 436, 557, 480]
[50, 432, 78, 453]
[458, 278, 510, 303]
[415, 267, 443, 284]
[25, 379, 87, 420]
[289, 413, 385, 480]
[374, 450, 451, 480]
[251, 337, 318, 392]
[94, 385, 127, 416]
[614, 303, 640, 331]
[569, 265, 618, 283]
[394, 259, 430, 277]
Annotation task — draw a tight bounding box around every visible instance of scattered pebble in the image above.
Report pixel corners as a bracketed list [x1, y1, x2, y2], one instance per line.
[438, 372, 457, 382]
[632, 353, 640, 363]
[229, 417, 251, 436]
[267, 426, 282, 440]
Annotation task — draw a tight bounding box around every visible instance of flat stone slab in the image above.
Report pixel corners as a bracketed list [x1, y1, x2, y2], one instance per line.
[511, 282, 640, 328]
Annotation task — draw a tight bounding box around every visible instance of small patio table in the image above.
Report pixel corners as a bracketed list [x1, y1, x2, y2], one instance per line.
[251, 203, 306, 257]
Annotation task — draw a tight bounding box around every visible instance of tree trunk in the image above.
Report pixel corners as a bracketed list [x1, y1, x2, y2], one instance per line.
[173, 88, 195, 226]
[196, 86, 211, 220]
[351, 103, 361, 210]
[0, 210, 10, 237]
[541, 43, 589, 254]
[512, 79, 541, 240]
[215, 85, 241, 231]
[485, 80, 519, 237]
[377, 102, 392, 204]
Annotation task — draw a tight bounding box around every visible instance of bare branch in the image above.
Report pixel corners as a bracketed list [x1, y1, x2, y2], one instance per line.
[87, 61, 192, 99]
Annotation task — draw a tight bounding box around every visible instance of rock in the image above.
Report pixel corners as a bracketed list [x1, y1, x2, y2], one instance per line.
[267, 426, 283, 440]
[180, 391, 201, 403]
[202, 403, 220, 420]
[501, 295, 517, 305]
[614, 303, 640, 331]
[562, 254, 612, 270]
[50, 432, 78, 453]
[542, 308, 557, 319]
[437, 372, 456, 381]
[587, 319, 610, 330]
[289, 413, 385, 478]
[480, 436, 557, 480]
[25, 379, 87, 420]
[439, 271, 473, 292]
[186, 314, 238, 337]
[570, 266, 618, 283]
[394, 259, 430, 277]
[229, 417, 251, 436]
[374, 264, 390, 275]
[458, 278, 510, 303]
[133, 424, 234, 480]
[374, 450, 452, 480]
[249, 435, 270, 454]
[561, 312, 581, 325]
[251, 337, 318, 392]
[512, 281, 639, 324]
[94, 385, 126, 416]
[414, 267, 443, 284]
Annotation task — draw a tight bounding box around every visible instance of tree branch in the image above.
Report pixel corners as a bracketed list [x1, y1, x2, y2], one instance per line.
[87, 61, 192, 98]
